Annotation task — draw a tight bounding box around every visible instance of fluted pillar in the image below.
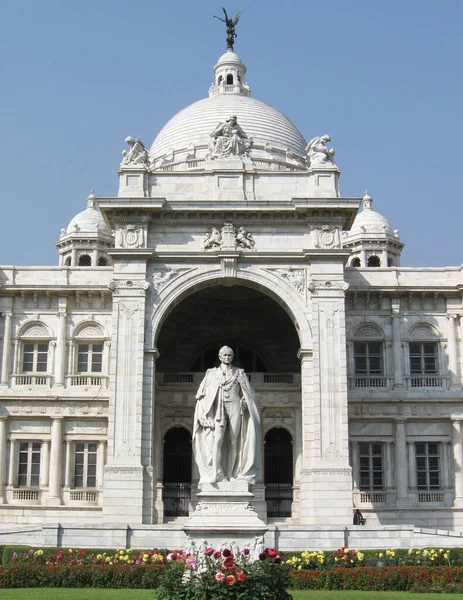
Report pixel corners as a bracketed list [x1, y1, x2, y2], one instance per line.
[0, 418, 7, 503]
[395, 419, 409, 507]
[451, 419, 463, 506]
[447, 314, 459, 387]
[1, 311, 13, 386]
[48, 418, 63, 505]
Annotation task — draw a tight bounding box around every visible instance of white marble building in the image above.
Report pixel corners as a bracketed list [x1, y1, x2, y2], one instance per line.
[0, 45, 463, 551]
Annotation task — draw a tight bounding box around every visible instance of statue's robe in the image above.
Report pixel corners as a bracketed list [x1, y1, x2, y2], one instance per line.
[193, 366, 260, 485]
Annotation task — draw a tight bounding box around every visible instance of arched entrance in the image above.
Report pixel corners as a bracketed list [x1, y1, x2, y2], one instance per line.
[162, 427, 192, 517]
[264, 428, 293, 518]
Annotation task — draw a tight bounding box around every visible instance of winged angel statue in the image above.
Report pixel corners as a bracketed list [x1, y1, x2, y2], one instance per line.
[214, 7, 243, 51]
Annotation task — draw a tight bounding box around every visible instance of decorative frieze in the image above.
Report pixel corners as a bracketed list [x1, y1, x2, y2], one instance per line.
[312, 225, 341, 249]
[152, 268, 184, 293]
[108, 280, 150, 295]
[308, 280, 349, 294]
[269, 268, 305, 294]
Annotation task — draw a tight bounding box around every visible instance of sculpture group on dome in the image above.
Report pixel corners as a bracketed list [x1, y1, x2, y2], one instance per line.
[306, 134, 337, 168]
[121, 136, 150, 168]
[208, 115, 253, 159]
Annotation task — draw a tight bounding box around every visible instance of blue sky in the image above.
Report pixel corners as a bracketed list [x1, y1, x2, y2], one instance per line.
[1, 0, 462, 267]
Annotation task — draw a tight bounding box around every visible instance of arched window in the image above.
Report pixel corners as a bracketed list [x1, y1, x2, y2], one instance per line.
[64, 256, 72, 266]
[72, 323, 108, 387]
[163, 427, 192, 517]
[226, 74, 234, 84]
[265, 428, 293, 518]
[97, 257, 107, 266]
[350, 257, 361, 267]
[407, 324, 441, 387]
[351, 323, 385, 388]
[17, 322, 52, 386]
[367, 255, 380, 267]
[78, 254, 91, 267]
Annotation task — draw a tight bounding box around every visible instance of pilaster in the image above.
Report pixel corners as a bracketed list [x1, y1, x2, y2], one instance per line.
[395, 419, 409, 507]
[299, 277, 352, 525]
[54, 297, 68, 387]
[103, 270, 150, 523]
[391, 298, 404, 389]
[446, 313, 459, 388]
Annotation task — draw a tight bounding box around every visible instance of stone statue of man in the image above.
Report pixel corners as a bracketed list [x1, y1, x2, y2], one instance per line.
[193, 346, 260, 485]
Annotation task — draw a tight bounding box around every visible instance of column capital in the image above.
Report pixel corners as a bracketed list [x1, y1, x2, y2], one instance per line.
[447, 313, 459, 320]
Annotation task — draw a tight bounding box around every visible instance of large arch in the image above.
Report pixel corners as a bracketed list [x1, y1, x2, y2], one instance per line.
[147, 267, 312, 352]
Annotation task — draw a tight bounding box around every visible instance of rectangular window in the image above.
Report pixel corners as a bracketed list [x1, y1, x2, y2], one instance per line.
[74, 442, 98, 488]
[77, 344, 103, 374]
[358, 442, 384, 490]
[415, 442, 440, 490]
[17, 441, 41, 487]
[354, 342, 383, 376]
[409, 343, 437, 375]
[22, 343, 49, 373]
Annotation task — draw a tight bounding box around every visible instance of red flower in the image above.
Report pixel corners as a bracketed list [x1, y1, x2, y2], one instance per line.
[214, 551, 221, 559]
[237, 570, 245, 582]
[226, 575, 236, 585]
[204, 547, 214, 556]
[259, 552, 267, 560]
[267, 548, 278, 557]
[222, 549, 232, 557]
[223, 555, 234, 568]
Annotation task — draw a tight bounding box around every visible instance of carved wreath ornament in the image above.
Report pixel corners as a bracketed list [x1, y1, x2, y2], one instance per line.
[202, 223, 256, 251]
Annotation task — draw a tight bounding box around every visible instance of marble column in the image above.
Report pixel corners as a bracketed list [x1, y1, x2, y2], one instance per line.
[1, 311, 13, 385]
[391, 299, 404, 388]
[451, 419, 463, 506]
[446, 314, 459, 388]
[443, 441, 451, 490]
[395, 419, 409, 507]
[48, 417, 63, 505]
[0, 418, 7, 503]
[54, 298, 68, 386]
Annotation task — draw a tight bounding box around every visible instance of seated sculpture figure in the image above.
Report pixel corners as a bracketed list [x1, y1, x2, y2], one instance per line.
[121, 136, 149, 167]
[208, 116, 253, 158]
[193, 346, 260, 485]
[306, 134, 336, 167]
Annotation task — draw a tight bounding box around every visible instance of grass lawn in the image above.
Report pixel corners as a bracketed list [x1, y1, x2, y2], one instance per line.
[0, 591, 459, 600]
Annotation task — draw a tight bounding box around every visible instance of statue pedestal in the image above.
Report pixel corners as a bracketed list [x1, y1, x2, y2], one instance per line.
[184, 480, 267, 548]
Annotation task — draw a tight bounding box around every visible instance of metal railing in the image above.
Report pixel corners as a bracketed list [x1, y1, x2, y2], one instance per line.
[163, 483, 191, 517]
[266, 483, 292, 518]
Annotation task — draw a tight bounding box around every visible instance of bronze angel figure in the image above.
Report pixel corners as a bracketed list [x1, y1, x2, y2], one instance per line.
[214, 7, 243, 50]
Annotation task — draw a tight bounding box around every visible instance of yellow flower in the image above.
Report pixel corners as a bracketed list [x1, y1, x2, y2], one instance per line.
[105, 557, 110, 563]
[97, 554, 102, 560]
[444, 553, 449, 560]
[334, 557, 338, 562]
[344, 548, 349, 554]
[408, 549, 413, 555]
[378, 553, 383, 558]
[439, 549, 444, 553]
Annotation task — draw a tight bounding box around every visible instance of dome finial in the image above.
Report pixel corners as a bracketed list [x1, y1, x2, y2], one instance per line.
[87, 189, 96, 208]
[362, 190, 373, 210]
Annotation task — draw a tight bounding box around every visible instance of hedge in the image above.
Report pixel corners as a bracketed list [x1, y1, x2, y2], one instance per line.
[288, 566, 463, 592]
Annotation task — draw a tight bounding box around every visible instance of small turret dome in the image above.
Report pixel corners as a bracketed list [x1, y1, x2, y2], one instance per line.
[66, 191, 111, 235]
[344, 192, 404, 268]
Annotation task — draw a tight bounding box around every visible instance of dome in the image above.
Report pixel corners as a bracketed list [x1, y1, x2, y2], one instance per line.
[149, 94, 307, 166]
[66, 191, 111, 235]
[216, 50, 244, 66]
[347, 193, 395, 239]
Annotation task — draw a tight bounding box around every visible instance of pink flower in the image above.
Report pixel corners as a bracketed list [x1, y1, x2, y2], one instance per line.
[215, 571, 225, 582]
[204, 547, 214, 556]
[242, 548, 250, 556]
[223, 555, 234, 568]
[226, 575, 236, 585]
[237, 570, 245, 582]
